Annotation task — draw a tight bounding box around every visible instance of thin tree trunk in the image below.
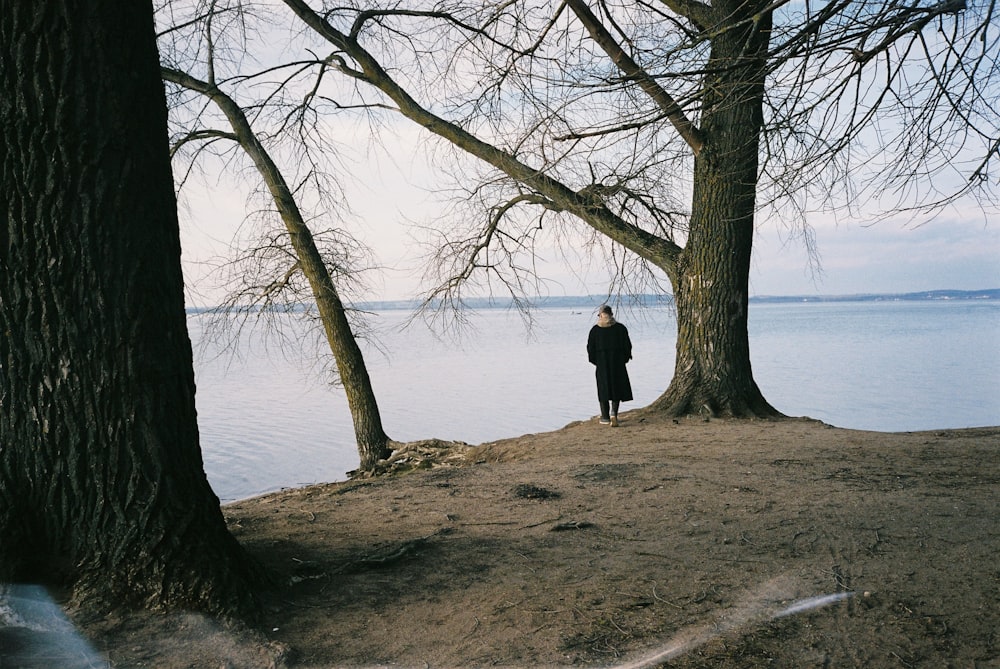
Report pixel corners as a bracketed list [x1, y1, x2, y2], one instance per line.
[0, 0, 258, 615]
[162, 67, 393, 470]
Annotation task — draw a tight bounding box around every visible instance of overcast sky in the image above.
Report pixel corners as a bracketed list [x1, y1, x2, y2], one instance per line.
[164, 4, 998, 308]
[177, 143, 999, 307]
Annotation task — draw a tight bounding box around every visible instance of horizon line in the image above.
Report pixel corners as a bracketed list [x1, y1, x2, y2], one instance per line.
[185, 288, 1000, 313]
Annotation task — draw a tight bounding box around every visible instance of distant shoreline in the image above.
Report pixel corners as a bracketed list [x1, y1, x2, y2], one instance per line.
[186, 288, 1000, 314]
[746, 288, 1000, 303]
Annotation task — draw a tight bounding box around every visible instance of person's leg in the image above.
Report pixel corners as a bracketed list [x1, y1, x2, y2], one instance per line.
[610, 400, 620, 426]
[599, 399, 611, 423]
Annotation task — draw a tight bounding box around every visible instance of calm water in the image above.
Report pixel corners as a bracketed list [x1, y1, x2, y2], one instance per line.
[190, 299, 1000, 502]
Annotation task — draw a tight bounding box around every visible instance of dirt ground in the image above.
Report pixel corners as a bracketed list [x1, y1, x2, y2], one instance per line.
[82, 412, 999, 668]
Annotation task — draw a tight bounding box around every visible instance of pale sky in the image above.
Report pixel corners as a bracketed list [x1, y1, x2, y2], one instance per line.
[176, 140, 999, 307]
[165, 4, 999, 307]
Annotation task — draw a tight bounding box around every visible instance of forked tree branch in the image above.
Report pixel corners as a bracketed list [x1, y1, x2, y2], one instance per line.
[565, 0, 705, 156]
[656, 0, 714, 33]
[280, 0, 684, 279]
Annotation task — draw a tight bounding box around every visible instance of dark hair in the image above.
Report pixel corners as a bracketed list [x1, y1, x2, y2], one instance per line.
[599, 304, 613, 316]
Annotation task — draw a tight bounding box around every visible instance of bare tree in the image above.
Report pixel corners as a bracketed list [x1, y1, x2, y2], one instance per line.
[273, 0, 997, 418]
[0, 0, 258, 616]
[157, 0, 394, 470]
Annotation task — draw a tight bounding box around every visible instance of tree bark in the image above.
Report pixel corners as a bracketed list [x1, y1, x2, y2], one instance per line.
[0, 0, 258, 615]
[650, 3, 780, 418]
[162, 67, 393, 471]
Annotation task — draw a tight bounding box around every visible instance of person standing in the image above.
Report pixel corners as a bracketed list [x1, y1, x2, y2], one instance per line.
[587, 305, 633, 426]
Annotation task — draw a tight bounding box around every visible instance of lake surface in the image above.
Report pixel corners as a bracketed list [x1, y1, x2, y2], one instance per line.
[190, 299, 1000, 502]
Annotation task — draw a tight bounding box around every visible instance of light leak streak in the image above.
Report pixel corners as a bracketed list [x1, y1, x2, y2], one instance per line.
[611, 581, 855, 669]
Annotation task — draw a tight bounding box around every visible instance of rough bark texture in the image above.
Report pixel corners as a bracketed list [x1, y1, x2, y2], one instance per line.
[0, 1, 258, 616]
[650, 2, 781, 418]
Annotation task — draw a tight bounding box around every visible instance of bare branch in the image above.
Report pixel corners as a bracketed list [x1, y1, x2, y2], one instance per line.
[566, 0, 704, 155]
[168, 128, 238, 158]
[280, 0, 684, 283]
[656, 0, 713, 33]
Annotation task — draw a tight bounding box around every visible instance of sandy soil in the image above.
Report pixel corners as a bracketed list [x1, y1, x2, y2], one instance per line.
[81, 412, 1000, 667]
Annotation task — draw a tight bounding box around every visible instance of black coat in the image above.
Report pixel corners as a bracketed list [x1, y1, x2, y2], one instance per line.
[587, 321, 633, 402]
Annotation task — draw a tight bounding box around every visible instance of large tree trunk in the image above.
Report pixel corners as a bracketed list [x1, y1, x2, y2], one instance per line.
[0, 0, 258, 616]
[651, 3, 780, 418]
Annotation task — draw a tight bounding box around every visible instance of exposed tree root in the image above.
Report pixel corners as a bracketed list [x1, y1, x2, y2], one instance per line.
[648, 375, 784, 420]
[349, 439, 472, 479]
